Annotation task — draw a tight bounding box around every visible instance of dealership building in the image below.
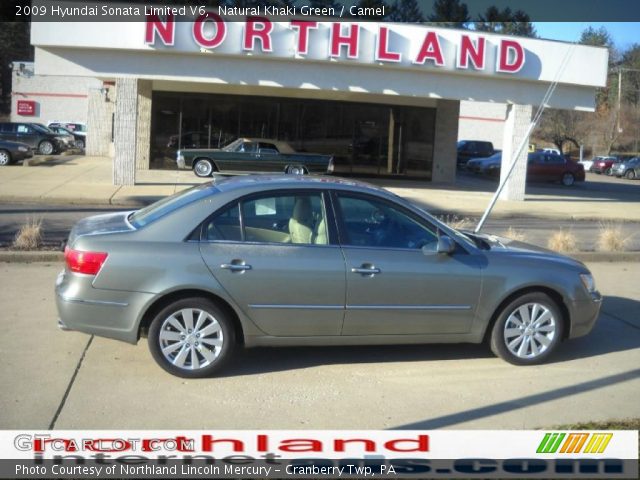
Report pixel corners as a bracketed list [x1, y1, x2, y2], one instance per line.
[26, 17, 608, 200]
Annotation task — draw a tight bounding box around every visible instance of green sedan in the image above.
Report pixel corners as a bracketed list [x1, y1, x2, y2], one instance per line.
[177, 138, 334, 177]
[56, 175, 602, 378]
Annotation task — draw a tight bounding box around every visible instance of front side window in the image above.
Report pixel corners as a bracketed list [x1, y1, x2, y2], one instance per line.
[203, 192, 328, 245]
[336, 194, 438, 250]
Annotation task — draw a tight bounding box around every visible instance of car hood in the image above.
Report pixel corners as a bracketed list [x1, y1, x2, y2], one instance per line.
[68, 211, 135, 246]
[461, 231, 586, 269]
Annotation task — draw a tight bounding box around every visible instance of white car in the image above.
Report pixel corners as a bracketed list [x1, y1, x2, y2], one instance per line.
[579, 159, 595, 171]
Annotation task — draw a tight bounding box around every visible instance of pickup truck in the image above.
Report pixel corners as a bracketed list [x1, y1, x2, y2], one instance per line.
[177, 138, 334, 177]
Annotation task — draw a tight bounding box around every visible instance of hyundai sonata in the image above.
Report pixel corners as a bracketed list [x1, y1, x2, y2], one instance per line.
[56, 176, 602, 377]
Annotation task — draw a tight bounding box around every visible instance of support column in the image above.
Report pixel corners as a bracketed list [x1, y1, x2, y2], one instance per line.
[86, 86, 114, 157]
[499, 103, 533, 201]
[387, 108, 395, 174]
[113, 78, 138, 186]
[432, 99, 460, 183]
[136, 80, 152, 170]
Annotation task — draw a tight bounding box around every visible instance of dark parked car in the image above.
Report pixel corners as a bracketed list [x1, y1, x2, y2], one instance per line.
[0, 139, 33, 166]
[528, 151, 585, 186]
[612, 157, 640, 179]
[591, 156, 620, 175]
[177, 138, 335, 177]
[466, 151, 502, 175]
[457, 140, 494, 166]
[0, 122, 68, 155]
[48, 122, 87, 150]
[48, 125, 84, 150]
[56, 175, 601, 377]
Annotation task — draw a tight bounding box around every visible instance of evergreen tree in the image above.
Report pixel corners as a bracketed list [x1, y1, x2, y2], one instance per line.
[388, 0, 425, 22]
[427, 0, 469, 29]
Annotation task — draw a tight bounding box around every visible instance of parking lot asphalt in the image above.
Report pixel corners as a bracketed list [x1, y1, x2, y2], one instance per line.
[0, 261, 638, 430]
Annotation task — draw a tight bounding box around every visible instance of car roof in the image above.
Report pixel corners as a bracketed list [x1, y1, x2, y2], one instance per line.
[212, 174, 394, 197]
[240, 138, 295, 153]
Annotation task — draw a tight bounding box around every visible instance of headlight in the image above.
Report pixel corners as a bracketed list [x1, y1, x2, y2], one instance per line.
[487, 164, 499, 169]
[18, 146, 28, 152]
[580, 273, 596, 293]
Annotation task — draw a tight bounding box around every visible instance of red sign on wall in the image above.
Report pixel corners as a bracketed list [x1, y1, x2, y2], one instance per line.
[17, 100, 36, 116]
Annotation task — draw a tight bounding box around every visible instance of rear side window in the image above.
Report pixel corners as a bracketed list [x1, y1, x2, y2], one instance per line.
[129, 184, 217, 228]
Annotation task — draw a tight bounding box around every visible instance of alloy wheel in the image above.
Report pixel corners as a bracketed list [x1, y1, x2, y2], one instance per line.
[39, 141, 54, 155]
[503, 302, 557, 360]
[0, 150, 10, 166]
[158, 308, 224, 370]
[626, 170, 636, 180]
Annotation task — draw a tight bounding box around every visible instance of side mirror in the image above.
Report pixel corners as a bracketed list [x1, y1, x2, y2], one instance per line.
[436, 235, 456, 255]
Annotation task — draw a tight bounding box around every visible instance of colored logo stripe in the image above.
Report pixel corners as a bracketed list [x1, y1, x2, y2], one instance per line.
[537, 433, 613, 454]
[537, 433, 565, 453]
[584, 433, 613, 454]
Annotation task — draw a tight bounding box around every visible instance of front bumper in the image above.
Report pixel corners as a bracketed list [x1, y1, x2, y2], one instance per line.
[568, 290, 602, 339]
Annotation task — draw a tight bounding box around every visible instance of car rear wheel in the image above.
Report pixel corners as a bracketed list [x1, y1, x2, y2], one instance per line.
[285, 165, 306, 175]
[75, 139, 85, 150]
[561, 172, 575, 186]
[148, 297, 236, 378]
[193, 159, 214, 177]
[626, 170, 636, 180]
[38, 141, 54, 155]
[490, 292, 563, 365]
[0, 149, 11, 166]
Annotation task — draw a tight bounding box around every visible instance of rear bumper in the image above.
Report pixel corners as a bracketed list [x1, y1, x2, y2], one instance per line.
[55, 269, 154, 344]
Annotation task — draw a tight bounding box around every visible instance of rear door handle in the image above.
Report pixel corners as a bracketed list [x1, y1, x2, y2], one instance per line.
[351, 265, 381, 276]
[220, 262, 252, 272]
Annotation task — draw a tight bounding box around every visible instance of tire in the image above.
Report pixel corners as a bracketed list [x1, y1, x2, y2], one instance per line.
[0, 149, 11, 166]
[286, 165, 306, 175]
[605, 167, 612, 175]
[38, 140, 54, 155]
[561, 172, 575, 186]
[75, 139, 85, 150]
[490, 292, 564, 365]
[626, 170, 636, 180]
[193, 158, 214, 177]
[148, 297, 236, 378]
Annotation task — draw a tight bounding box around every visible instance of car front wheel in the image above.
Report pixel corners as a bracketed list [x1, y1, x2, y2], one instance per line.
[193, 159, 214, 177]
[148, 297, 236, 378]
[561, 172, 575, 186]
[75, 139, 85, 150]
[38, 141, 54, 155]
[490, 292, 564, 365]
[0, 149, 11, 166]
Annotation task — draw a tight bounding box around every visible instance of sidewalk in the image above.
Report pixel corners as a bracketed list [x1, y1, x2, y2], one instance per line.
[1, 155, 639, 221]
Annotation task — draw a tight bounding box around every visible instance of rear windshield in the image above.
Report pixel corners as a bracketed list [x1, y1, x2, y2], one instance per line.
[129, 183, 217, 228]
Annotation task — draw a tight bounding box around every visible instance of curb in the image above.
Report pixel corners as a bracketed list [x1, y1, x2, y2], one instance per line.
[0, 251, 63, 263]
[1, 251, 639, 264]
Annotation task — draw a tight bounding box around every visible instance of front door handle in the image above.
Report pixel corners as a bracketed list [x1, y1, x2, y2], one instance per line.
[220, 261, 252, 272]
[351, 264, 381, 276]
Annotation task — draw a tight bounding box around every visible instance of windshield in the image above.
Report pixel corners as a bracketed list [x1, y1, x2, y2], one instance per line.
[129, 183, 217, 228]
[221, 139, 243, 152]
[31, 124, 52, 133]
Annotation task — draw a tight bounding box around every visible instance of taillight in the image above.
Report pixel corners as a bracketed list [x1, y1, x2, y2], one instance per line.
[64, 246, 108, 275]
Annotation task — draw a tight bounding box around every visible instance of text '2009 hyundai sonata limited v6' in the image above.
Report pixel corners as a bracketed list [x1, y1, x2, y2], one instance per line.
[56, 175, 602, 378]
